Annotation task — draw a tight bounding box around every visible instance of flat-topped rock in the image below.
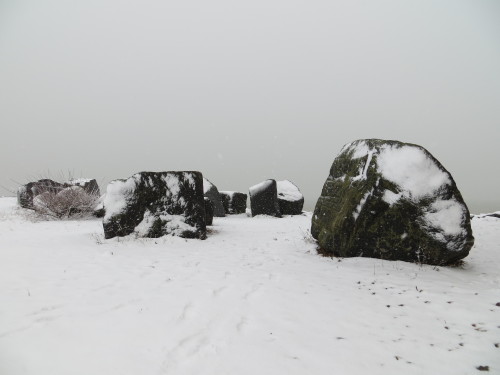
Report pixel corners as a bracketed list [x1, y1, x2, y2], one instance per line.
[277, 180, 304, 215]
[103, 171, 206, 240]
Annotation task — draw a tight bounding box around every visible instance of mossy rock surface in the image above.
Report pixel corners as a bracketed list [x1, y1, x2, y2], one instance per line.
[103, 171, 206, 240]
[311, 139, 474, 265]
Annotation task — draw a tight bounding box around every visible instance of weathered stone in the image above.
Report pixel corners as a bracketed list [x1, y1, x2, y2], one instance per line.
[18, 178, 100, 209]
[17, 179, 66, 209]
[203, 178, 225, 217]
[248, 180, 281, 217]
[277, 180, 304, 215]
[311, 139, 474, 265]
[219, 191, 247, 214]
[103, 171, 206, 240]
[204, 197, 214, 226]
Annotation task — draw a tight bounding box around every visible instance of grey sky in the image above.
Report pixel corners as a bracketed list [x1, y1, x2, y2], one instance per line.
[1, 0, 499, 213]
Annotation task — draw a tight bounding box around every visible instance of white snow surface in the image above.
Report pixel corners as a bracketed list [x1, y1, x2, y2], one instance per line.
[377, 146, 451, 200]
[135, 211, 194, 237]
[276, 180, 303, 202]
[423, 199, 468, 238]
[0, 197, 499, 375]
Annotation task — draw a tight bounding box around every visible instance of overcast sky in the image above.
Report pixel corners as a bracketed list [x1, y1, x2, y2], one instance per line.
[1, 0, 499, 213]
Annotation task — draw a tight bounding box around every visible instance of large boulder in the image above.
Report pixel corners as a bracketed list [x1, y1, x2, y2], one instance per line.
[248, 180, 281, 217]
[203, 178, 225, 217]
[103, 171, 206, 240]
[311, 139, 474, 265]
[277, 180, 304, 215]
[219, 191, 247, 214]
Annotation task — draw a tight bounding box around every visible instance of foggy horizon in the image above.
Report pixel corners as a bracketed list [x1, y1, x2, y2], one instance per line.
[1, 0, 499, 214]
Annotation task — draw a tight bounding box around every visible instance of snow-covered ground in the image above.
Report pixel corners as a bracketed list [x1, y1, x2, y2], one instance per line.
[0, 197, 498, 375]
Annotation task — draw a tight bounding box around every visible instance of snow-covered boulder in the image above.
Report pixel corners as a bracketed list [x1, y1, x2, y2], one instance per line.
[18, 178, 100, 209]
[248, 180, 281, 217]
[203, 178, 225, 217]
[277, 180, 304, 215]
[311, 139, 474, 265]
[219, 191, 247, 214]
[204, 197, 214, 226]
[17, 179, 66, 208]
[103, 171, 206, 240]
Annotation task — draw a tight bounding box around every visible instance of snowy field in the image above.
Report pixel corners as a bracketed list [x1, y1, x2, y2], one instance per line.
[0, 197, 498, 375]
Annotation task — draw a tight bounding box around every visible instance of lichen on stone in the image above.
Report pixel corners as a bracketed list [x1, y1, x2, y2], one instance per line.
[311, 139, 474, 265]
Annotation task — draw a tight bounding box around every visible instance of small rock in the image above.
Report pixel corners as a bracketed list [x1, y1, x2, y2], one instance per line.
[219, 191, 247, 214]
[276, 180, 304, 215]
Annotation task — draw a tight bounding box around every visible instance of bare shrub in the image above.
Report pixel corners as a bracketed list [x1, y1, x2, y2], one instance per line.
[33, 185, 99, 219]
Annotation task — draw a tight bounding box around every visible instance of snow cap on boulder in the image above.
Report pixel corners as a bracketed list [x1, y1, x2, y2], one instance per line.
[311, 139, 474, 265]
[277, 180, 304, 215]
[103, 171, 206, 240]
[249, 179, 281, 217]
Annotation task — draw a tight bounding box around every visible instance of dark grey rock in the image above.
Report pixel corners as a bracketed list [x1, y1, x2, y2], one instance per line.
[203, 178, 225, 217]
[103, 171, 206, 240]
[311, 139, 474, 265]
[17, 179, 66, 209]
[18, 178, 101, 209]
[248, 180, 281, 217]
[219, 191, 247, 214]
[277, 180, 304, 215]
[204, 197, 214, 226]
